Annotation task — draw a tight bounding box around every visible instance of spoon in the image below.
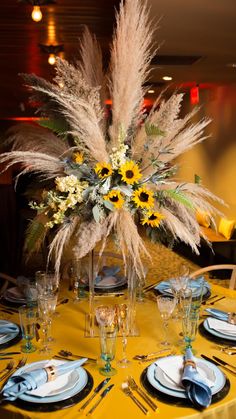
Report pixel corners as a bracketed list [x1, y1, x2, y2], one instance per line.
[133, 348, 172, 360]
[220, 348, 236, 355]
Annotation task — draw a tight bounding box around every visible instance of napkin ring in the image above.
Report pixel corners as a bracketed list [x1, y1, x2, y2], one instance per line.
[184, 360, 196, 369]
[44, 366, 57, 382]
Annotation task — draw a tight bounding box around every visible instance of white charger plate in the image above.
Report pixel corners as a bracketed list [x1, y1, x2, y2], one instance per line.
[95, 275, 127, 289]
[11, 360, 88, 404]
[147, 355, 226, 399]
[203, 318, 236, 341]
[4, 287, 26, 303]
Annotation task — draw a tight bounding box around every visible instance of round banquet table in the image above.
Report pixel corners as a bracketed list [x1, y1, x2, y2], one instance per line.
[0, 241, 235, 419]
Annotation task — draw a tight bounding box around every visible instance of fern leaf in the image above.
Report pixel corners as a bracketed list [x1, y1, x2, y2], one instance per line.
[24, 215, 47, 253]
[38, 118, 69, 136]
[145, 123, 165, 137]
[164, 189, 194, 209]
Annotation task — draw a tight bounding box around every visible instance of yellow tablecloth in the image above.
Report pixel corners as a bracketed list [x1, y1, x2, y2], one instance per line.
[0, 246, 236, 419]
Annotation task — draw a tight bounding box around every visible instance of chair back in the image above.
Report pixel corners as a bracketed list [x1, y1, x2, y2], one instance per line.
[189, 264, 236, 290]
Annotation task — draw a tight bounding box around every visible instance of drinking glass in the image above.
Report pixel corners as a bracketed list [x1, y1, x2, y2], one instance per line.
[182, 309, 199, 353]
[136, 266, 148, 303]
[38, 293, 58, 353]
[19, 305, 37, 353]
[69, 259, 88, 302]
[116, 304, 131, 367]
[179, 288, 192, 317]
[169, 267, 189, 319]
[95, 305, 117, 376]
[157, 295, 176, 347]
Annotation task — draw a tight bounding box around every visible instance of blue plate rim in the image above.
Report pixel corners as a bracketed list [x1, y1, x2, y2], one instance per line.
[203, 318, 236, 341]
[0, 320, 20, 345]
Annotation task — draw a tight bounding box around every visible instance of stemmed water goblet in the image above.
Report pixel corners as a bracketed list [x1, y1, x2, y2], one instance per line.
[19, 305, 37, 353]
[69, 259, 88, 302]
[157, 295, 177, 347]
[95, 305, 117, 377]
[182, 309, 199, 354]
[116, 304, 131, 367]
[38, 292, 58, 353]
[169, 265, 190, 319]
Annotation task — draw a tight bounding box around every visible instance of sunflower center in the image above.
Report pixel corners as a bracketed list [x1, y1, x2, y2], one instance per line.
[125, 170, 134, 179]
[101, 167, 110, 176]
[110, 195, 119, 202]
[149, 214, 157, 220]
[139, 192, 149, 202]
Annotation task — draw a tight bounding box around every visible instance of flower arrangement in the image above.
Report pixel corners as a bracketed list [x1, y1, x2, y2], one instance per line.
[0, 0, 223, 277]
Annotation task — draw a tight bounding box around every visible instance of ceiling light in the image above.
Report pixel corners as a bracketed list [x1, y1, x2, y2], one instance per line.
[148, 89, 155, 94]
[39, 43, 64, 65]
[31, 5, 42, 22]
[20, 0, 56, 22]
[162, 76, 172, 81]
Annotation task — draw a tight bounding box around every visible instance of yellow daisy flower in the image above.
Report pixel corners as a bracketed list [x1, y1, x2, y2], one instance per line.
[119, 160, 142, 185]
[73, 152, 84, 164]
[133, 187, 154, 209]
[141, 211, 165, 228]
[95, 162, 113, 179]
[104, 190, 124, 209]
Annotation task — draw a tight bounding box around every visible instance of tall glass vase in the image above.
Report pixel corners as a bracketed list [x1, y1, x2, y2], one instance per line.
[88, 250, 95, 337]
[127, 257, 139, 336]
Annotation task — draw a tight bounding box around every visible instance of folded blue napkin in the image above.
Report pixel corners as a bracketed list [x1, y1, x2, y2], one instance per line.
[205, 308, 228, 321]
[95, 265, 120, 284]
[0, 321, 19, 335]
[155, 277, 209, 297]
[182, 348, 212, 409]
[2, 358, 87, 401]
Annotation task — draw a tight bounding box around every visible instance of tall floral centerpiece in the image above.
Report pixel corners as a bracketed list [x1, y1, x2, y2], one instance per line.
[1, 0, 222, 334]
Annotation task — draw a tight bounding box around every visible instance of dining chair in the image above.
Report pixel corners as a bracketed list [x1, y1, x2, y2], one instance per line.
[0, 272, 17, 297]
[189, 264, 236, 290]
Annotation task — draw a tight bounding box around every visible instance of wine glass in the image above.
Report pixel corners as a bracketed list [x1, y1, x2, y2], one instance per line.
[182, 309, 199, 354]
[38, 293, 58, 353]
[157, 295, 176, 347]
[69, 259, 88, 302]
[95, 305, 117, 376]
[136, 265, 148, 303]
[169, 265, 190, 319]
[116, 304, 131, 367]
[18, 305, 37, 353]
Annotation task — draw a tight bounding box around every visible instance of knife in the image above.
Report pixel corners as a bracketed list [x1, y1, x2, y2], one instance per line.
[79, 378, 111, 412]
[0, 352, 21, 356]
[213, 356, 236, 371]
[201, 354, 236, 376]
[86, 384, 114, 416]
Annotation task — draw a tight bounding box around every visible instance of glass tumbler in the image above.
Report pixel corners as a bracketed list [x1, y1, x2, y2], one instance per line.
[19, 305, 37, 353]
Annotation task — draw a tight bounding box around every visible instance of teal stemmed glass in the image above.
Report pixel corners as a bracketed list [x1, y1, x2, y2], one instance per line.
[96, 305, 117, 377]
[19, 305, 37, 353]
[182, 309, 199, 354]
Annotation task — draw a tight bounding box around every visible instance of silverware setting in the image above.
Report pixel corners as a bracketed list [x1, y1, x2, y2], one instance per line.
[86, 384, 114, 416]
[79, 378, 111, 412]
[121, 382, 148, 415]
[202, 295, 218, 305]
[127, 376, 158, 411]
[133, 348, 173, 361]
[0, 361, 14, 377]
[143, 282, 159, 293]
[56, 298, 69, 306]
[58, 350, 97, 362]
[213, 355, 236, 371]
[201, 354, 236, 376]
[209, 296, 226, 305]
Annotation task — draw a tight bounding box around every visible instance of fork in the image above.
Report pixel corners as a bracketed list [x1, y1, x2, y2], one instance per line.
[121, 382, 148, 415]
[0, 357, 27, 387]
[127, 376, 158, 411]
[0, 361, 14, 377]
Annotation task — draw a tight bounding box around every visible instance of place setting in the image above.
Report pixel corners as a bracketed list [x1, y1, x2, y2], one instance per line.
[199, 308, 236, 346]
[0, 320, 21, 350]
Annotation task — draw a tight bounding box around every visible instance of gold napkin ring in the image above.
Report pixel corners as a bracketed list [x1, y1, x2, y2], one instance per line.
[44, 366, 57, 382]
[184, 360, 196, 369]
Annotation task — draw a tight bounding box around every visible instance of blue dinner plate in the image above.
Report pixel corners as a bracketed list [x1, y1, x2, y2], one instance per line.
[0, 320, 20, 345]
[11, 360, 88, 404]
[147, 355, 226, 399]
[203, 318, 236, 341]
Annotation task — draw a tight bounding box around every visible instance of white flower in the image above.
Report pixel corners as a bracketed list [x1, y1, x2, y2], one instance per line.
[110, 143, 129, 169]
[55, 175, 80, 193]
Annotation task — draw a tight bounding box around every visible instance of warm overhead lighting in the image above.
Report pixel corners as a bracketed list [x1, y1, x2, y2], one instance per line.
[190, 85, 199, 105]
[162, 76, 172, 81]
[39, 43, 64, 65]
[31, 5, 42, 22]
[227, 63, 236, 68]
[48, 53, 56, 65]
[148, 89, 155, 94]
[20, 1, 56, 22]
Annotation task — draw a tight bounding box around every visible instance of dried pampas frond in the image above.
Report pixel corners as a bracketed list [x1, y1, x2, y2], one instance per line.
[109, 0, 156, 147]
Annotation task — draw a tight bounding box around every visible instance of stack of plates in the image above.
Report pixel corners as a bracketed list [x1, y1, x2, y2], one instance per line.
[203, 317, 236, 342]
[94, 275, 127, 291]
[11, 360, 91, 407]
[0, 320, 21, 347]
[4, 287, 26, 304]
[146, 355, 226, 400]
[154, 279, 210, 300]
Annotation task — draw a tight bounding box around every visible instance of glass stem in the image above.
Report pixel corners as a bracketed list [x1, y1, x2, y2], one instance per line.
[163, 320, 169, 344]
[122, 335, 128, 360]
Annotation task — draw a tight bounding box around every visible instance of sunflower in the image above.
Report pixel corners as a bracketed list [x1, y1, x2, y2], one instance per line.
[73, 152, 84, 165]
[141, 211, 165, 228]
[119, 160, 142, 185]
[104, 190, 124, 209]
[132, 187, 154, 209]
[95, 162, 113, 179]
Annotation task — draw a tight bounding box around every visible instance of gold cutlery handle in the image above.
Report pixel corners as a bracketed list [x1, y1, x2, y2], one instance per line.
[129, 392, 149, 415]
[136, 387, 158, 411]
[86, 397, 102, 415]
[79, 391, 97, 411]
